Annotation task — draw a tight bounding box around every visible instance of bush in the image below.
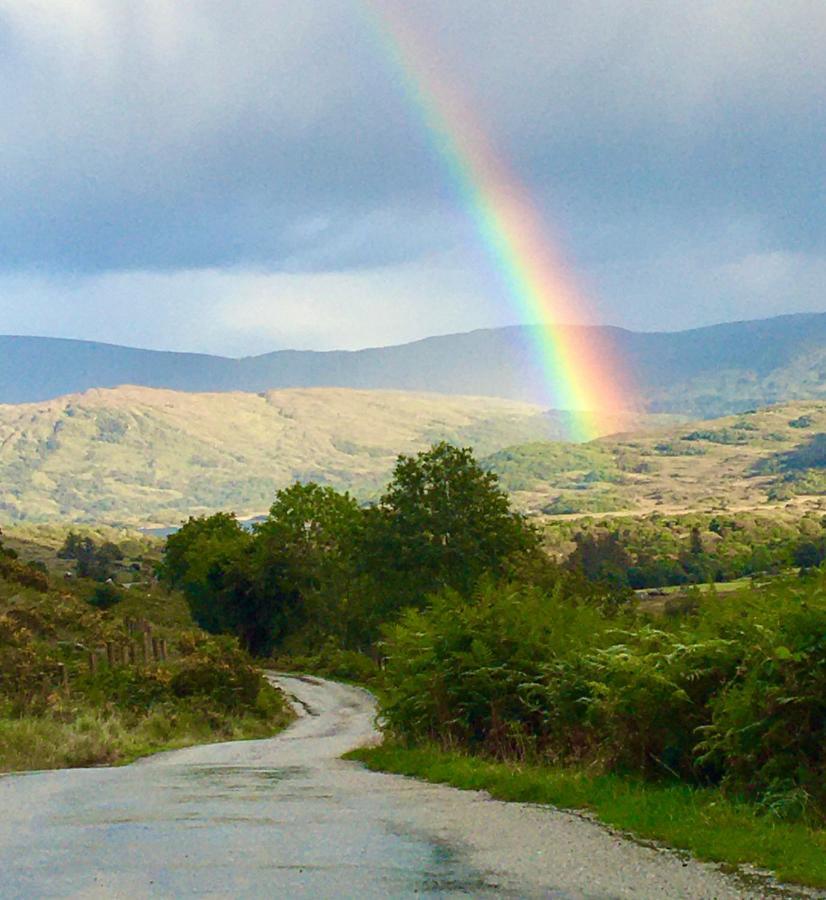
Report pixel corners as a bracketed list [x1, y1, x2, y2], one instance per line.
[380, 581, 609, 758]
[278, 641, 380, 684]
[0, 555, 49, 591]
[377, 573, 826, 820]
[88, 584, 123, 610]
[170, 641, 262, 710]
[697, 596, 826, 817]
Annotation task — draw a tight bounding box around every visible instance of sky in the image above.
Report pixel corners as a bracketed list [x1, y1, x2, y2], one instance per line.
[0, 0, 824, 356]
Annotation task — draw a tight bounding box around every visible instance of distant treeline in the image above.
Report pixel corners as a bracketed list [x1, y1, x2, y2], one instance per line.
[548, 512, 826, 590]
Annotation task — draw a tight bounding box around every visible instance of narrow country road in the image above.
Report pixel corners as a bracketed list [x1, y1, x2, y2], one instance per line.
[0, 675, 814, 899]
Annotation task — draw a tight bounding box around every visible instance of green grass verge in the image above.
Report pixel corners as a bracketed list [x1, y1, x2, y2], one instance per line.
[0, 684, 295, 774]
[346, 745, 826, 889]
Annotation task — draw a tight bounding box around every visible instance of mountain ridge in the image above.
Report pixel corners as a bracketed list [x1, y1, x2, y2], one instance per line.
[2, 312, 826, 416]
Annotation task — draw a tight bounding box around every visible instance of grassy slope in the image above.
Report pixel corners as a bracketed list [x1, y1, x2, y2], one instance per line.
[0, 386, 666, 527]
[0, 534, 294, 772]
[348, 746, 826, 889]
[484, 400, 826, 517]
[0, 694, 294, 773]
[2, 385, 825, 529]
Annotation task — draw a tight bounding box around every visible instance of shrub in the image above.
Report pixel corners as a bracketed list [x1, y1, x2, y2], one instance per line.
[170, 641, 262, 710]
[377, 573, 826, 820]
[380, 581, 609, 758]
[697, 595, 826, 818]
[279, 641, 380, 684]
[88, 584, 123, 610]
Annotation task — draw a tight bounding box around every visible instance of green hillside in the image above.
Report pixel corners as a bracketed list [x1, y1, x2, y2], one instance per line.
[484, 400, 826, 517]
[0, 386, 666, 527]
[0, 528, 293, 772]
[3, 382, 825, 527]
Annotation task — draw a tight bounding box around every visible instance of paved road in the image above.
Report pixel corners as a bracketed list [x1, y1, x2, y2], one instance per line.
[0, 675, 813, 899]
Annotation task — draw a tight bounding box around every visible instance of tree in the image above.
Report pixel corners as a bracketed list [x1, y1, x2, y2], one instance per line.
[362, 442, 539, 609]
[58, 532, 123, 580]
[159, 513, 254, 643]
[88, 583, 123, 610]
[793, 538, 826, 571]
[251, 483, 364, 649]
[160, 490, 366, 655]
[689, 526, 704, 557]
[682, 525, 710, 583]
[160, 513, 247, 590]
[568, 530, 632, 589]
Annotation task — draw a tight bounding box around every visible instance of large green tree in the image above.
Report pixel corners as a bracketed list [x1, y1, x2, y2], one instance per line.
[363, 442, 539, 609]
[251, 483, 364, 649]
[159, 513, 256, 645]
[161, 446, 541, 653]
[160, 488, 366, 655]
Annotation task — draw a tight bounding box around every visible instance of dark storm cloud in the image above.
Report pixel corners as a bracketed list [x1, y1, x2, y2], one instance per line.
[0, 0, 823, 348]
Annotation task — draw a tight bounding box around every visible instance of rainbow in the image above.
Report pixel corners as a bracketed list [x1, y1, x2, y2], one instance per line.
[361, 2, 636, 441]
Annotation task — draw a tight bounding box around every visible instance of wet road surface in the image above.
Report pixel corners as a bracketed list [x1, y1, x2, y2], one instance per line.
[0, 674, 815, 898]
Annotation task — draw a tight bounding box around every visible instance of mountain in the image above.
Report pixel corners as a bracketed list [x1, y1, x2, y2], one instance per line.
[0, 385, 660, 527]
[3, 313, 826, 415]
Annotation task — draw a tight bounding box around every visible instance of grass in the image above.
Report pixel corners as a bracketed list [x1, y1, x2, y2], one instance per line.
[638, 577, 756, 597]
[346, 744, 826, 890]
[0, 683, 295, 773]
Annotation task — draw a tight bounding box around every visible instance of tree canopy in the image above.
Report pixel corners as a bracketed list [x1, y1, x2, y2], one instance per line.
[160, 443, 540, 655]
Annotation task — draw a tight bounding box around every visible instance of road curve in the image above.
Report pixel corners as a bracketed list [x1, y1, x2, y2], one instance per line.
[0, 674, 814, 899]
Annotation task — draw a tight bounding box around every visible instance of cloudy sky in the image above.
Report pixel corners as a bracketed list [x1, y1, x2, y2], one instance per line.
[0, 0, 824, 355]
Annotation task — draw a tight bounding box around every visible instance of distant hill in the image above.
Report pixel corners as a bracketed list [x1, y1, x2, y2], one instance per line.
[3, 313, 826, 416]
[483, 400, 826, 518]
[0, 385, 661, 527]
[1, 379, 823, 526]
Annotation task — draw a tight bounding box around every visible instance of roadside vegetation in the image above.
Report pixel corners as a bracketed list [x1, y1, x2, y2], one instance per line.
[374, 576, 826, 819]
[161, 439, 826, 887]
[348, 747, 826, 888]
[0, 529, 293, 772]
